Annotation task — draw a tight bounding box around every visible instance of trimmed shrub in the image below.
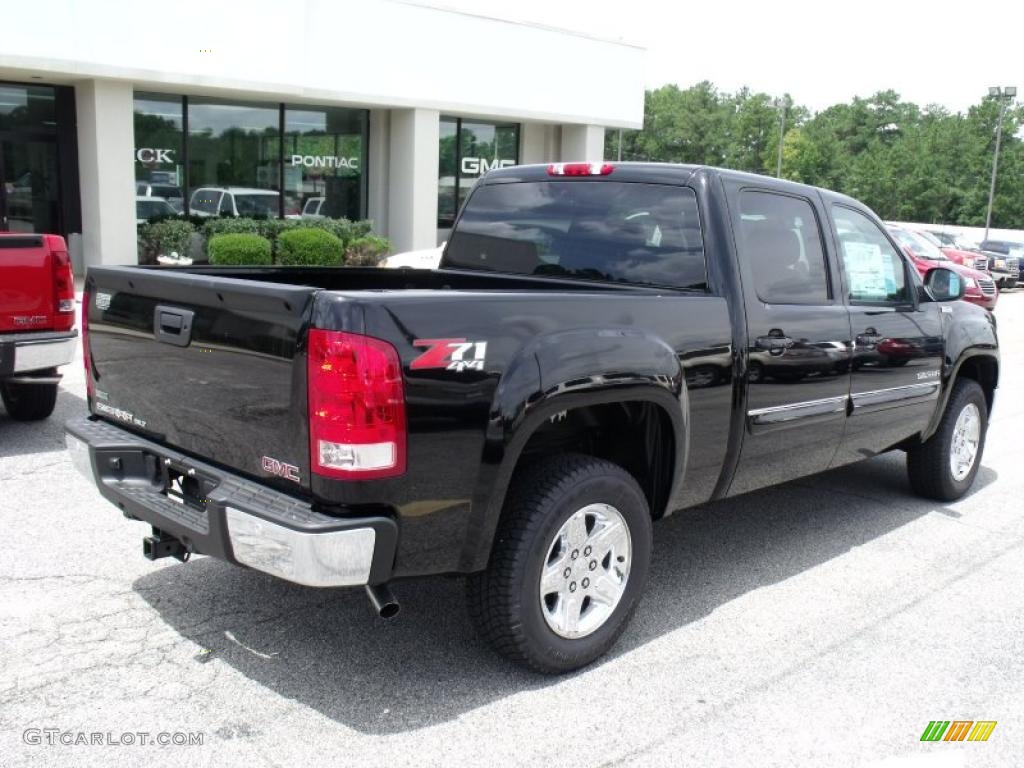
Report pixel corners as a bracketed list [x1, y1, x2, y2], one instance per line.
[208, 233, 273, 265]
[344, 234, 391, 266]
[277, 227, 344, 266]
[137, 219, 195, 265]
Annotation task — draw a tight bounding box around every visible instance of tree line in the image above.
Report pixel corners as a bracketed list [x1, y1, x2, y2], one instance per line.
[606, 82, 1024, 228]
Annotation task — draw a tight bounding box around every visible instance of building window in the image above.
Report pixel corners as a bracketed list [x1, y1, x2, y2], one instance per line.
[132, 93, 369, 223]
[0, 83, 56, 131]
[284, 106, 367, 220]
[187, 98, 281, 217]
[438, 116, 519, 228]
[1, 82, 79, 238]
[133, 93, 185, 213]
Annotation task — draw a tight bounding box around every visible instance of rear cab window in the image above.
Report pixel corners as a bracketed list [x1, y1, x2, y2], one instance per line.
[445, 181, 707, 290]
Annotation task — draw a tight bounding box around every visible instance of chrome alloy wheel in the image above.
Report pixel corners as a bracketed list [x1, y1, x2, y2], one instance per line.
[950, 402, 981, 482]
[539, 503, 632, 639]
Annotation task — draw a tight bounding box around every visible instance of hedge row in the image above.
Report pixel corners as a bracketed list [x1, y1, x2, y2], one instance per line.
[137, 216, 388, 267]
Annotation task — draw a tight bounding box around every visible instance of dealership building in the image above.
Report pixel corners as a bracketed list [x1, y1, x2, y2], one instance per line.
[0, 0, 644, 271]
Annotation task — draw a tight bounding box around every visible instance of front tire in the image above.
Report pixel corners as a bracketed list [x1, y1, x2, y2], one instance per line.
[1, 373, 59, 421]
[467, 454, 652, 674]
[907, 379, 987, 501]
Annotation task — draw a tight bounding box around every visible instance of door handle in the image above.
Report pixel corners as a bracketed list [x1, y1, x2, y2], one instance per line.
[755, 335, 793, 355]
[154, 305, 194, 347]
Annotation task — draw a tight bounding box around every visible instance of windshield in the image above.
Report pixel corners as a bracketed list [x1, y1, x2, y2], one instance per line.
[445, 181, 707, 290]
[890, 228, 946, 261]
[914, 230, 944, 248]
[150, 185, 182, 201]
[233, 193, 279, 217]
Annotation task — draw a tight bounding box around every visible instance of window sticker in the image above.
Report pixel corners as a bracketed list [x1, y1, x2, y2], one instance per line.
[843, 241, 889, 299]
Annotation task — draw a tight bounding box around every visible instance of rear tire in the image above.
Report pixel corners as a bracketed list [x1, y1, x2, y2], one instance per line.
[467, 453, 652, 674]
[1, 373, 58, 421]
[907, 379, 987, 501]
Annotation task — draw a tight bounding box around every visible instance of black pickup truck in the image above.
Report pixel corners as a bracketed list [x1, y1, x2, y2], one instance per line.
[66, 163, 998, 673]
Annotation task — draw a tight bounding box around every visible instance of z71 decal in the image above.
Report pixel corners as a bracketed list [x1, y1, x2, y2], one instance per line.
[411, 338, 488, 372]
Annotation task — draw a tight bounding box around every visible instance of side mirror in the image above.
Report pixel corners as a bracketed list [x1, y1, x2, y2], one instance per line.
[925, 267, 965, 302]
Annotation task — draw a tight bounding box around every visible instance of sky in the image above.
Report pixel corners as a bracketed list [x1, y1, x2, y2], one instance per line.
[433, 0, 1023, 113]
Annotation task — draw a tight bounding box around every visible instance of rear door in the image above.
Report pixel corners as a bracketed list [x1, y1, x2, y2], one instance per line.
[725, 184, 852, 496]
[825, 203, 944, 465]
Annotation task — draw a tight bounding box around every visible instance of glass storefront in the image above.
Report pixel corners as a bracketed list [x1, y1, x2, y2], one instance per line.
[132, 93, 184, 212]
[133, 93, 368, 221]
[0, 82, 79, 238]
[438, 117, 519, 228]
[284, 106, 366, 221]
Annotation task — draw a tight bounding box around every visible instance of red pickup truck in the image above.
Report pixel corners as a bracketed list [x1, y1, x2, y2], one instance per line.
[0, 234, 77, 420]
[887, 226, 997, 311]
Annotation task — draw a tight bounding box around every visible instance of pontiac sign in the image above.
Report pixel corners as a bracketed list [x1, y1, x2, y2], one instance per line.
[290, 154, 359, 170]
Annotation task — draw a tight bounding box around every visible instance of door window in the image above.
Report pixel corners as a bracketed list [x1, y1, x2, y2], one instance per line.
[831, 206, 910, 304]
[737, 191, 830, 304]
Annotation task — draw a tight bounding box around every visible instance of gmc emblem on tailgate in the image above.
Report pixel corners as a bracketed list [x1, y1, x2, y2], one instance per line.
[261, 456, 300, 483]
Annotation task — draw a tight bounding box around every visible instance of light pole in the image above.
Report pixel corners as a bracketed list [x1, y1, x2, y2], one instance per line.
[984, 85, 1017, 241]
[773, 97, 788, 178]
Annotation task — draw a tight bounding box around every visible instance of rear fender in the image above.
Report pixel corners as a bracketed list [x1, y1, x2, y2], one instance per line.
[459, 328, 687, 571]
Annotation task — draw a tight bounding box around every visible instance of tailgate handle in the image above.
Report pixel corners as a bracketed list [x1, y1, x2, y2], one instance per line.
[154, 306, 194, 348]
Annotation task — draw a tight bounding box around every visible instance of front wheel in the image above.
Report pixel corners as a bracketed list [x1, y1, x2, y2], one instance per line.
[1, 374, 59, 421]
[907, 379, 988, 501]
[467, 454, 652, 674]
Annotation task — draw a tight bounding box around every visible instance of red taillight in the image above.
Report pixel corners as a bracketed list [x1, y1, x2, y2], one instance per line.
[307, 329, 406, 480]
[547, 162, 614, 176]
[49, 238, 75, 331]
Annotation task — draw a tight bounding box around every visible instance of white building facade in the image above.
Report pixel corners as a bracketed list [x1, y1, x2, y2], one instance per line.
[0, 0, 644, 270]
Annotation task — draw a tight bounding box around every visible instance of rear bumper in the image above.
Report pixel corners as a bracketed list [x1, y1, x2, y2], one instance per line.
[64, 415, 397, 587]
[0, 330, 77, 377]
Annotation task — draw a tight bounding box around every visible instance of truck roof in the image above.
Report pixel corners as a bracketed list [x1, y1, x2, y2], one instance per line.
[481, 162, 865, 210]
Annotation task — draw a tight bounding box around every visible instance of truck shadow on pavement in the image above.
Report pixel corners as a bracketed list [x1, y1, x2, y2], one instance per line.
[0, 389, 86, 459]
[133, 452, 997, 735]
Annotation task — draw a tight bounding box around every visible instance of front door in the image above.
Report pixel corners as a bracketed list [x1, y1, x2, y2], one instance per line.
[826, 203, 945, 465]
[0, 137, 61, 234]
[726, 185, 853, 496]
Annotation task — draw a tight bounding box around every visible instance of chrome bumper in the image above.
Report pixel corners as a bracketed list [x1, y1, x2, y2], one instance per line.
[0, 331, 77, 376]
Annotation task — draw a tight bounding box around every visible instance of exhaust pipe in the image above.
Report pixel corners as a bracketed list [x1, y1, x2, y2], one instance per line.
[365, 583, 400, 619]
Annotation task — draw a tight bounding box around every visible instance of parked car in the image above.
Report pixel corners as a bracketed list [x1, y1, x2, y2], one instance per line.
[977, 240, 1021, 288]
[188, 187, 280, 218]
[135, 196, 179, 224]
[1, 233, 77, 420]
[67, 163, 999, 674]
[887, 226, 997, 311]
[913, 229, 990, 272]
[300, 197, 326, 219]
[136, 182, 184, 213]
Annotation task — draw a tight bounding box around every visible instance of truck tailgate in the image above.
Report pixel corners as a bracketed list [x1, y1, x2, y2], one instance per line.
[85, 267, 318, 493]
[0, 235, 57, 332]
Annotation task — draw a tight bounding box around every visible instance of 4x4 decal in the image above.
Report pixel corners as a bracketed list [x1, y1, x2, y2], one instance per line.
[411, 338, 488, 372]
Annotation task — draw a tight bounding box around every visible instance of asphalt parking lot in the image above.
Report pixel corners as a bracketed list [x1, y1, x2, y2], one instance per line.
[2, 292, 1022, 768]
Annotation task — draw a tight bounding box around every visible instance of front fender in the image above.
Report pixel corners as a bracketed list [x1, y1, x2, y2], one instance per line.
[459, 328, 688, 571]
[921, 304, 998, 441]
